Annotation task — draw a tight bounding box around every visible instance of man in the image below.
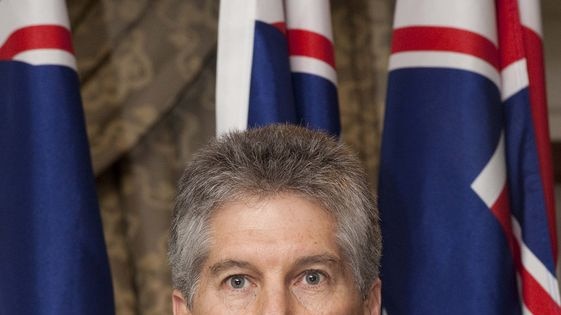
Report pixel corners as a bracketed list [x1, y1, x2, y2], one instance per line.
[169, 124, 382, 314]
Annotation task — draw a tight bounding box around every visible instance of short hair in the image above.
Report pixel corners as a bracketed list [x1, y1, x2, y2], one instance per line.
[168, 124, 381, 307]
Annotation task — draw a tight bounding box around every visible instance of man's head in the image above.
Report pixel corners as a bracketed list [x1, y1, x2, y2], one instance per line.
[169, 124, 381, 314]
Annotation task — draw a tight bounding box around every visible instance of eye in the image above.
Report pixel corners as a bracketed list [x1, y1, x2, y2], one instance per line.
[303, 270, 325, 286]
[227, 275, 247, 289]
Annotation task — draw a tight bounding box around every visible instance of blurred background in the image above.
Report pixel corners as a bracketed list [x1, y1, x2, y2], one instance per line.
[65, 0, 560, 314]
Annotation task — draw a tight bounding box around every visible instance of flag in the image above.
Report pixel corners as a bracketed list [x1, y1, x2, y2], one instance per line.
[0, 1, 115, 314]
[379, 0, 560, 314]
[216, 0, 340, 135]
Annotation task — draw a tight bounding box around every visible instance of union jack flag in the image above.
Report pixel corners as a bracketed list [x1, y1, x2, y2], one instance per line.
[216, 0, 339, 135]
[0, 1, 114, 314]
[379, 0, 560, 314]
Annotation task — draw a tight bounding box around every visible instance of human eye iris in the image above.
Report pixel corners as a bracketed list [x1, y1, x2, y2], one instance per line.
[227, 275, 247, 289]
[303, 270, 324, 286]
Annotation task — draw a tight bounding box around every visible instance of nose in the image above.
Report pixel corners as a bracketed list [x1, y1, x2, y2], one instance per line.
[258, 286, 293, 315]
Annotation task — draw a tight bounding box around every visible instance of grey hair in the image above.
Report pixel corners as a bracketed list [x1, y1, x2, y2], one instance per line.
[168, 124, 381, 307]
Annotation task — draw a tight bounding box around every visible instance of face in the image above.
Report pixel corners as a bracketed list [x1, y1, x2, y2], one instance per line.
[172, 194, 381, 315]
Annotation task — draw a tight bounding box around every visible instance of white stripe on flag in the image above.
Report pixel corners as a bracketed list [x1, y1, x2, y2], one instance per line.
[389, 51, 501, 89]
[518, 0, 542, 37]
[215, 0, 257, 135]
[285, 0, 333, 41]
[501, 59, 529, 101]
[0, 0, 71, 45]
[393, 0, 498, 45]
[471, 132, 506, 208]
[290, 56, 337, 85]
[512, 217, 561, 306]
[13, 49, 77, 70]
[256, 0, 285, 24]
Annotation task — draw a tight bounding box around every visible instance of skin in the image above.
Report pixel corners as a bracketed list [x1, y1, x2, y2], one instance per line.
[173, 193, 381, 315]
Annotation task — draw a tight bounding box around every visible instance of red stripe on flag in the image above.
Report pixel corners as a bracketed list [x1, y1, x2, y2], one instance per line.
[511, 231, 561, 314]
[523, 26, 558, 263]
[496, 0, 526, 69]
[519, 265, 561, 314]
[270, 22, 287, 35]
[491, 185, 561, 315]
[491, 186, 561, 313]
[391, 26, 499, 69]
[287, 29, 335, 68]
[0, 25, 74, 60]
[490, 186, 517, 253]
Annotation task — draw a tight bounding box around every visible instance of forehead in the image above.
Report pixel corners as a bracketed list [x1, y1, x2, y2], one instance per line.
[207, 194, 340, 266]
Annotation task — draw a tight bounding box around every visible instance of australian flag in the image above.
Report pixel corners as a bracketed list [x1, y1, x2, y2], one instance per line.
[215, 0, 340, 136]
[379, 0, 560, 314]
[0, 1, 114, 314]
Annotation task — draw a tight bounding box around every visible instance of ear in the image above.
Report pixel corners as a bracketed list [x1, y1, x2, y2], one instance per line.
[363, 278, 382, 315]
[172, 289, 191, 315]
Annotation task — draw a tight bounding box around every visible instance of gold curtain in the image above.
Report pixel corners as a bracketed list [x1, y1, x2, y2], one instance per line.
[68, 0, 394, 314]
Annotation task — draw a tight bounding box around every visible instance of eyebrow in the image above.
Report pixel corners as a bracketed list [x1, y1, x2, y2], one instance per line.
[293, 253, 342, 269]
[209, 259, 259, 276]
[208, 253, 342, 276]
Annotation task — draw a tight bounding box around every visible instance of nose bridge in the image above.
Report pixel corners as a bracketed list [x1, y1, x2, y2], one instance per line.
[259, 281, 293, 315]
